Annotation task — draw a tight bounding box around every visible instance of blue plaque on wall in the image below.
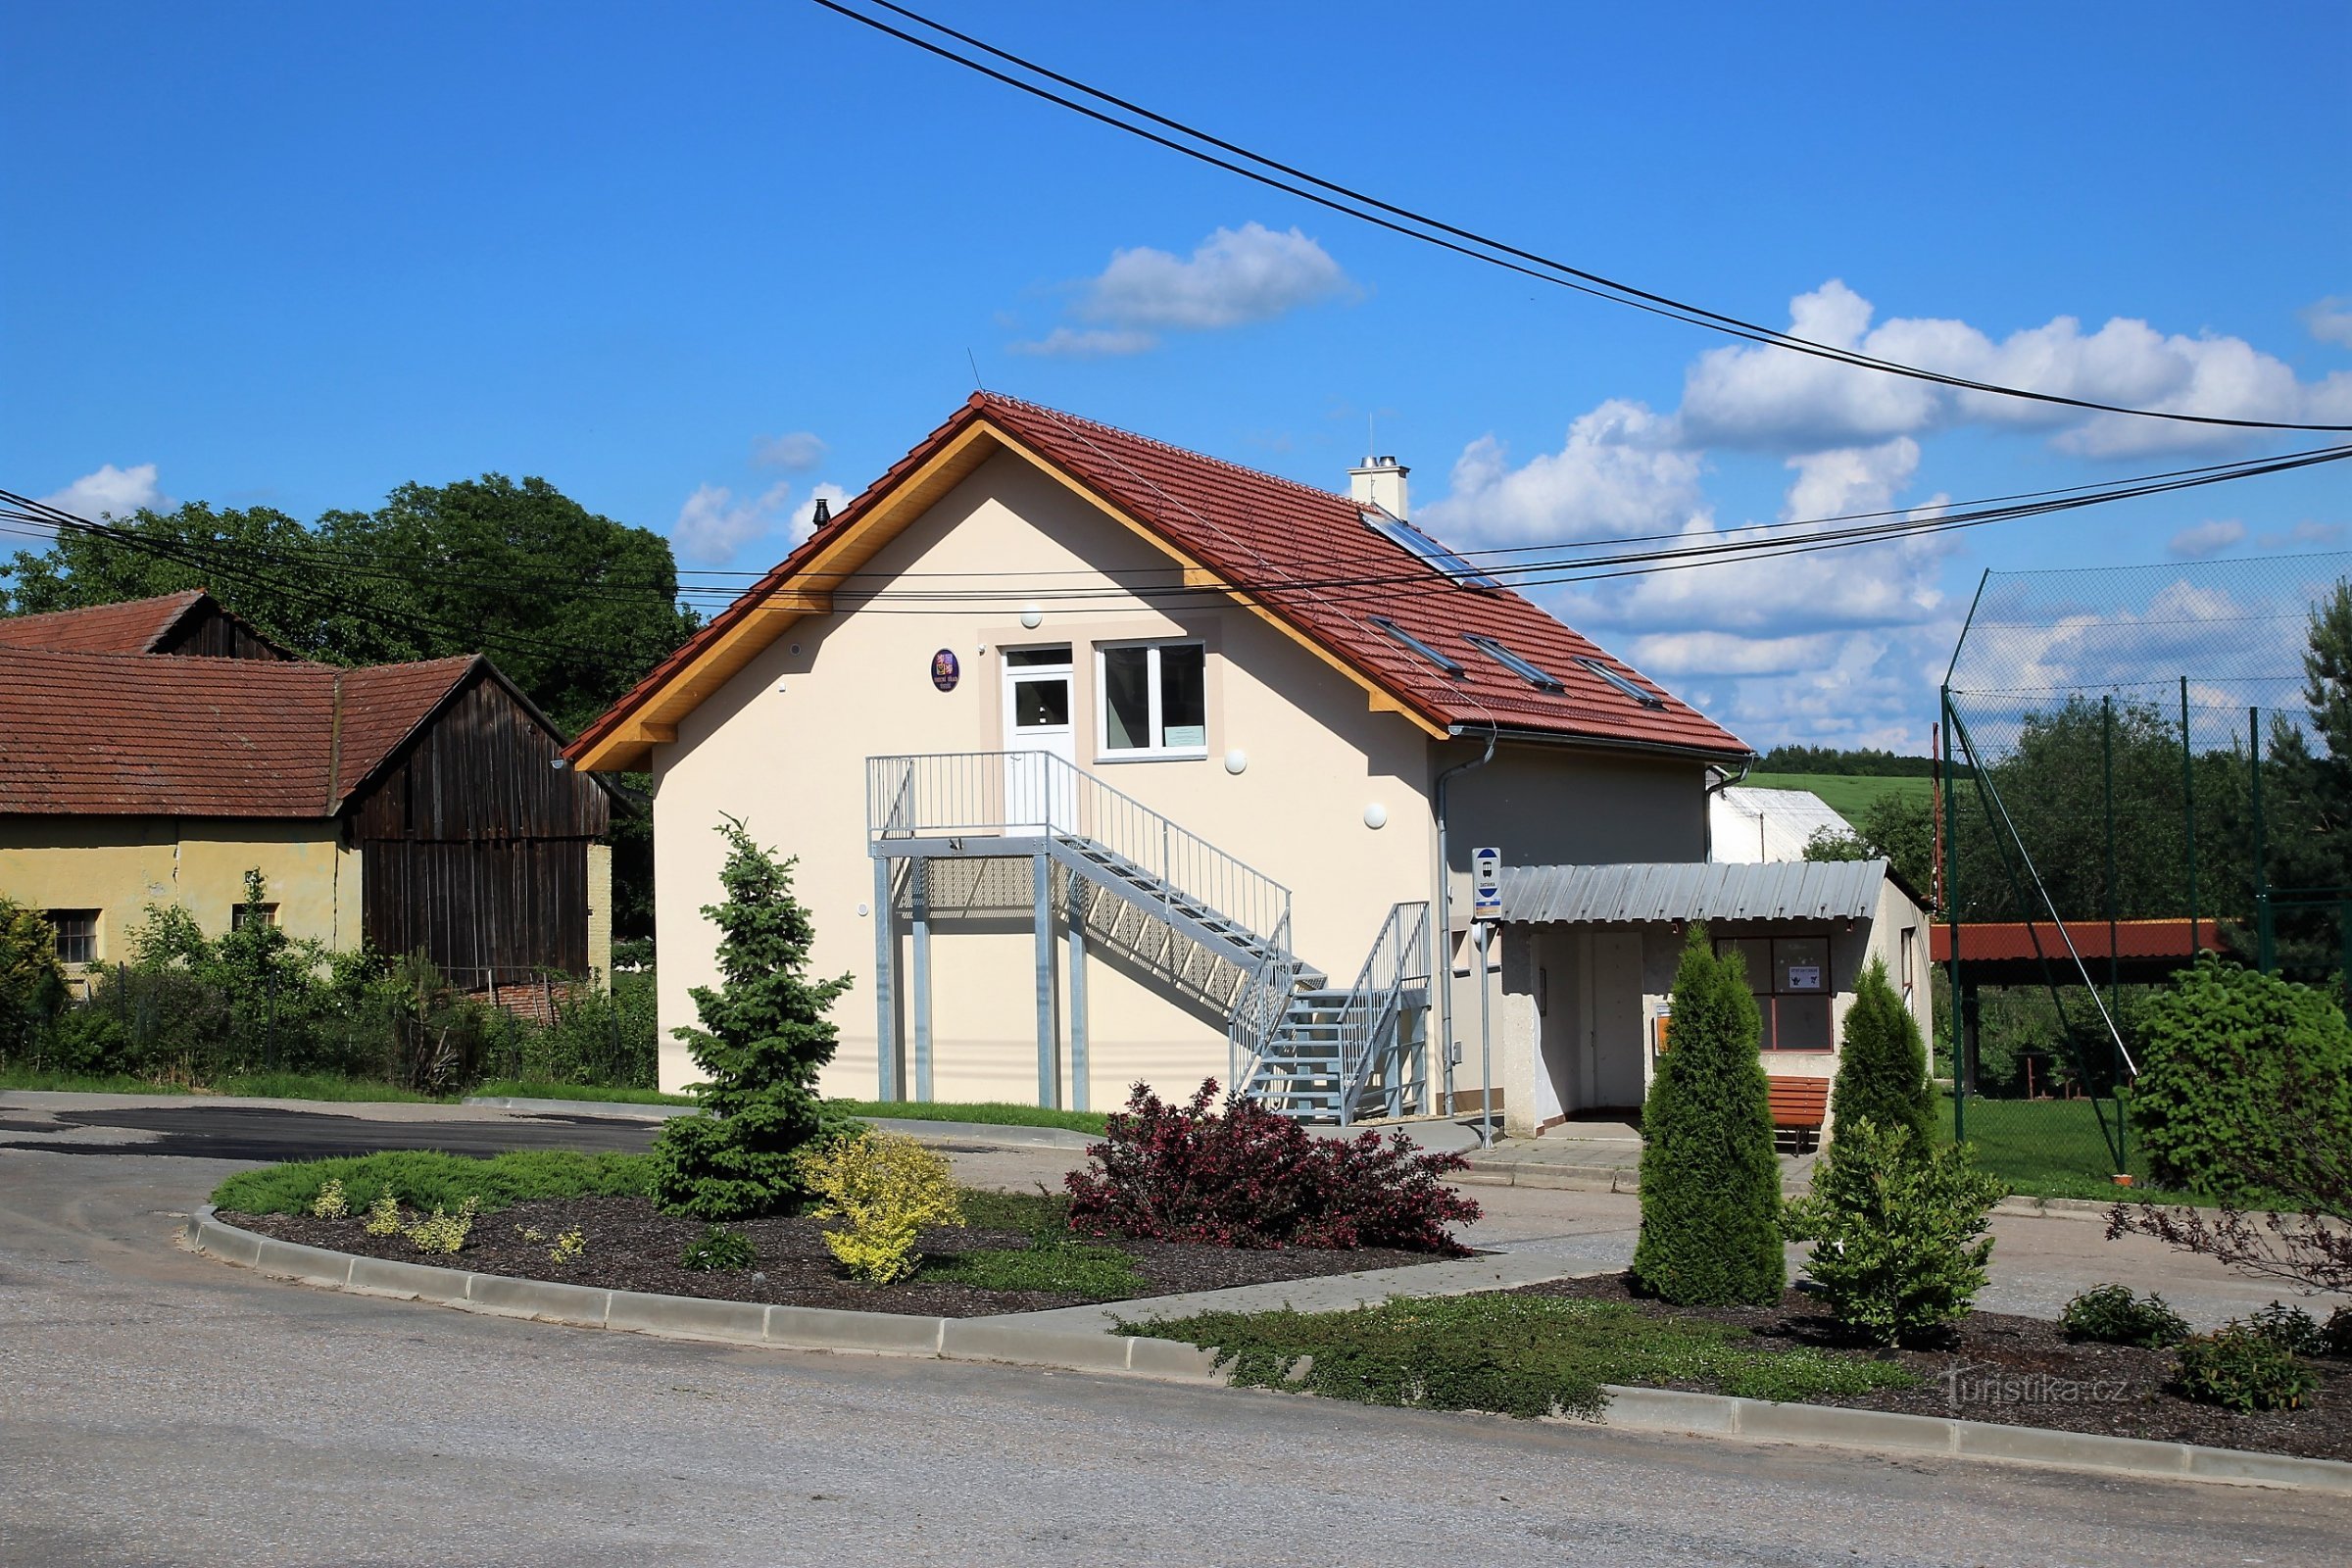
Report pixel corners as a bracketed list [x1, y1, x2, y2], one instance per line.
[931, 649, 960, 692]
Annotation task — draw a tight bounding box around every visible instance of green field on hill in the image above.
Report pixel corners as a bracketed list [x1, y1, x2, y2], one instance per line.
[1744, 771, 1935, 821]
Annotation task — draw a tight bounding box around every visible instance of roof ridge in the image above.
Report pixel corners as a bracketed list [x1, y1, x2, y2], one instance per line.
[0, 588, 209, 625]
[976, 392, 1360, 511]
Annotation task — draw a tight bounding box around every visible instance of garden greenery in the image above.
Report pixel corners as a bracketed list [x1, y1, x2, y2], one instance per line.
[0, 899, 65, 1059]
[1829, 957, 1934, 1152]
[2172, 1322, 2321, 1412]
[1782, 1118, 2005, 1346]
[799, 1130, 964, 1285]
[212, 1148, 652, 1217]
[680, 1226, 759, 1272]
[1063, 1079, 1479, 1253]
[1126, 1296, 1917, 1421]
[1634, 928, 1785, 1306]
[2058, 1285, 2190, 1348]
[650, 818, 856, 1219]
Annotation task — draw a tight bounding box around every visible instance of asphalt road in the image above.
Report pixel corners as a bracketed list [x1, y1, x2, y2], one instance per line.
[4, 1120, 2350, 1565]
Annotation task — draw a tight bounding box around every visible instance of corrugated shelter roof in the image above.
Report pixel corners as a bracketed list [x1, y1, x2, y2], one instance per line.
[0, 590, 215, 654]
[570, 394, 1751, 768]
[1497, 858, 1891, 925]
[0, 649, 479, 817]
[1710, 786, 1855, 863]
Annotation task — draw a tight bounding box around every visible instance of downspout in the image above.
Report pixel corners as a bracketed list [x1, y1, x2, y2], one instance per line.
[1433, 722, 1497, 1119]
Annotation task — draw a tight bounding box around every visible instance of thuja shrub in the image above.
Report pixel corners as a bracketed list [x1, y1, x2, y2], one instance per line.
[800, 1130, 964, 1285]
[2173, 1323, 2321, 1412]
[1633, 928, 1784, 1305]
[1828, 957, 1934, 1153]
[1783, 1118, 2005, 1347]
[1063, 1079, 1480, 1253]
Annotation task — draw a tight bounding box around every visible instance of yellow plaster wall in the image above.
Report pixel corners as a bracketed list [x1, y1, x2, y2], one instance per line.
[0, 817, 358, 985]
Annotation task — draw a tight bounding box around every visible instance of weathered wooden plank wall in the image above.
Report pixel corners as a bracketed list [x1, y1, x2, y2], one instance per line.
[352, 670, 610, 978]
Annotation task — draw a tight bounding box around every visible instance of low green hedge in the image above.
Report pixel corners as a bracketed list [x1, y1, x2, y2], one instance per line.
[210, 1149, 653, 1216]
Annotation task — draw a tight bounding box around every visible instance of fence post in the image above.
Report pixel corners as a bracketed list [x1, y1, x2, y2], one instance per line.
[1942, 685, 1966, 1147]
[2102, 695, 2119, 1026]
[2180, 677, 2198, 959]
[2250, 707, 2275, 975]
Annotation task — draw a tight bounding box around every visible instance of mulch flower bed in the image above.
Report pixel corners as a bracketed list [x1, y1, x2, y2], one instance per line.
[1514, 1272, 2352, 1462]
[225, 1195, 1442, 1318]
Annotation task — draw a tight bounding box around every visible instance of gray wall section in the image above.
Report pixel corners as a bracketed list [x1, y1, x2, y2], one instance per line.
[1437, 742, 1707, 872]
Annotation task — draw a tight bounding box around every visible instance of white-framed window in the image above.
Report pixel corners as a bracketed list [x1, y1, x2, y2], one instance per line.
[1096, 640, 1207, 759]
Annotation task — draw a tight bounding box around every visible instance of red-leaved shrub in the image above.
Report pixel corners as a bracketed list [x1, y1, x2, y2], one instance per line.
[1063, 1080, 1481, 1254]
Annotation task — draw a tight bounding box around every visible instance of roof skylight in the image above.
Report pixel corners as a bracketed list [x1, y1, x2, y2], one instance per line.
[1466, 634, 1564, 693]
[1371, 616, 1463, 676]
[1362, 510, 1499, 590]
[1573, 656, 1666, 709]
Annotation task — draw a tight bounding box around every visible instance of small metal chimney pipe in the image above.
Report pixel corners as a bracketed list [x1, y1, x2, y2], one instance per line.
[1348, 455, 1409, 520]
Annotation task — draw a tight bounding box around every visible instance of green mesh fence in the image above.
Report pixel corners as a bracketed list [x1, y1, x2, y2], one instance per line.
[1939, 551, 2352, 1195]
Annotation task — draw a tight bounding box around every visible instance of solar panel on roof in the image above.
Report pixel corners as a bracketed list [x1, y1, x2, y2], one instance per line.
[1573, 656, 1666, 709]
[1465, 634, 1564, 693]
[1362, 510, 1499, 589]
[1370, 616, 1463, 676]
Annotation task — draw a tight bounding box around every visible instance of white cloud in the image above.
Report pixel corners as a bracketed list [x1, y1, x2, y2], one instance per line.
[671, 480, 793, 567]
[2303, 296, 2352, 349]
[1007, 326, 1160, 359]
[1621, 629, 1846, 677]
[1010, 222, 1354, 356]
[2258, 518, 2347, 549]
[41, 462, 166, 521]
[1682, 279, 2352, 459]
[1080, 221, 1353, 330]
[1782, 438, 1921, 522]
[751, 431, 827, 471]
[2168, 518, 2246, 559]
[1417, 400, 1701, 544]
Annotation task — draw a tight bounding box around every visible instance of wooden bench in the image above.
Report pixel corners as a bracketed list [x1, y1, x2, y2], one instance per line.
[1767, 1077, 1831, 1154]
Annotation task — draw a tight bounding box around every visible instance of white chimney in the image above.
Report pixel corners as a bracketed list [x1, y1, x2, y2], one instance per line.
[1348, 455, 1409, 520]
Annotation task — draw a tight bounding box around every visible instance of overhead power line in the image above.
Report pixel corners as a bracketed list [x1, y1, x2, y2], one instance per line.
[810, 0, 2352, 437]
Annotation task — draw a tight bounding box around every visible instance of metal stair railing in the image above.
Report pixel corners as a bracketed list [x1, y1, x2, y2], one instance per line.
[868, 752, 1305, 1069]
[1335, 902, 1432, 1125]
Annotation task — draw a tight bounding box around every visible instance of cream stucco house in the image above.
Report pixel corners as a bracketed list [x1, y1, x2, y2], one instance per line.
[572, 394, 1829, 1127]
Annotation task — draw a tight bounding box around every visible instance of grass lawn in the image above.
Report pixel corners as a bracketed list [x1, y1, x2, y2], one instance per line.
[1746, 771, 1934, 821]
[830, 1099, 1109, 1136]
[1936, 1090, 2210, 1204]
[1126, 1295, 1915, 1419]
[0, 1065, 445, 1102]
[471, 1079, 692, 1106]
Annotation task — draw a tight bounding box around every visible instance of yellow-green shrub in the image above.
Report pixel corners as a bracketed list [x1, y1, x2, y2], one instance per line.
[799, 1130, 962, 1284]
[404, 1196, 478, 1254]
[310, 1179, 350, 1220]
[549, 1227, 586, 1265]
[363, 1193, 403, 1236]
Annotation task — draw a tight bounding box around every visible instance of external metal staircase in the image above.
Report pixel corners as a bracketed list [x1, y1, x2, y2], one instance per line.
[866, 752, 1429, 1123]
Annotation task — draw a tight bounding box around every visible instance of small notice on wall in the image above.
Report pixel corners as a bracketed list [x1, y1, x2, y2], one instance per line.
[1787, 964, 1823, 992]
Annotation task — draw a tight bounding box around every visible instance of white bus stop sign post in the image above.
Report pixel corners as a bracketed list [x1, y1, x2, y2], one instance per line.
[1472, 847, 1501, 920]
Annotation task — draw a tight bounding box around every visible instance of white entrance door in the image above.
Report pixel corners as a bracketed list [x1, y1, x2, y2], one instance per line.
[1003, 647, 1076, 833]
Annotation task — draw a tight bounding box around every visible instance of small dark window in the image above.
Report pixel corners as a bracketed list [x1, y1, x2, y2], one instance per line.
[47, 910, 98, 965]
[1371, 617, 1464, 676]
[1466, 634, 1565, 693]
[1719, 935, 1833, 1052]
[1573, 655, 1666, 709]
[231, 903, 280, 932]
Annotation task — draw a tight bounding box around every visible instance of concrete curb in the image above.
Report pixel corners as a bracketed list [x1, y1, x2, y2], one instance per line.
[182, 1207, 2351, 1493]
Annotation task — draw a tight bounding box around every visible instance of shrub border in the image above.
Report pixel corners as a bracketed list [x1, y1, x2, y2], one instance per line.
[182, 1206, 2352, 1494]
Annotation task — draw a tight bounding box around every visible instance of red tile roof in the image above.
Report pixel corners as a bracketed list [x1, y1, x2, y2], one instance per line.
[570, 394, 1750, 764]
[0, 649, 478, 817]
[1932, 919, 2225, 963]
[0, 590, 216, 655]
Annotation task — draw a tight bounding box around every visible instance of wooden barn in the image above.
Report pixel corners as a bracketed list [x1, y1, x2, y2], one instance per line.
[0, 593, 615, 991]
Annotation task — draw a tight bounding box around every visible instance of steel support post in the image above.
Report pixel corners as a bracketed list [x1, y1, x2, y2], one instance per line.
[910, 856, 933, 1104]
[1034, 851, 1058, 1108]
[1067, 890, 1089, 1113]
[871, 857, 898, 1102]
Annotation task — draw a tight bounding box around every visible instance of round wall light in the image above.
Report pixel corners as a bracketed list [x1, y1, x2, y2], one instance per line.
[1019, 606, 1044, 629]
[856, 903, 870, 917]
[1223, 749, 1248, 775]
[1362, 803, 1389, 830]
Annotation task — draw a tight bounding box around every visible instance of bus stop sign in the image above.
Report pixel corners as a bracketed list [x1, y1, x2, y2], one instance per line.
[1472, 847, 1502, 920]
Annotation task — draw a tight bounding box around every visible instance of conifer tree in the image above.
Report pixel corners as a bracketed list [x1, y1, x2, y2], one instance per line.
[1633, 926, 1786, 1305]
[1829, 957, 1934, 1153]
[650, 817, 853, 1219]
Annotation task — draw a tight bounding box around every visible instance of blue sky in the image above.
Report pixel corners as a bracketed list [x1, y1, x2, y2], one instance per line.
[5, 1, 2347, 751]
